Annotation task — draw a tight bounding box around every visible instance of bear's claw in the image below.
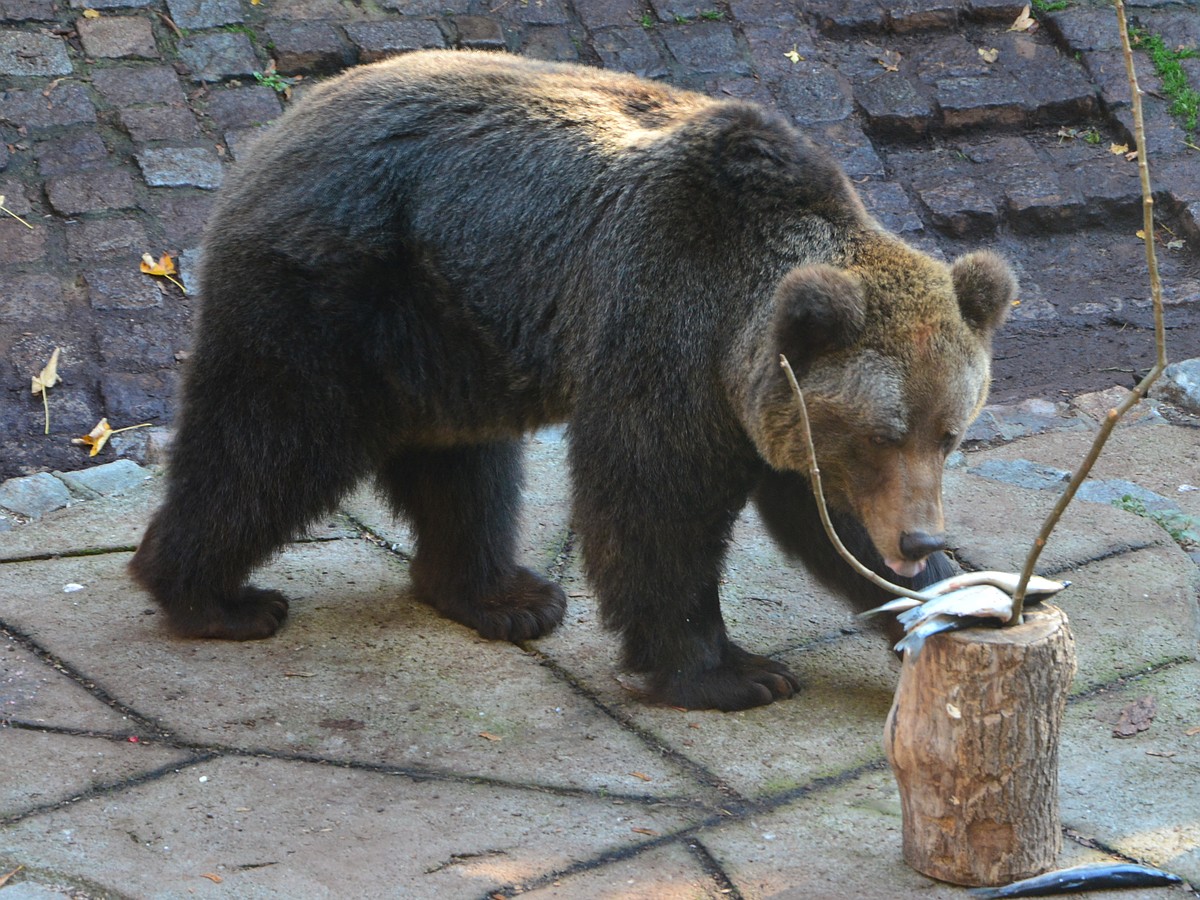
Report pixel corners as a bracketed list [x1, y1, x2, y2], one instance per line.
[166, 586, 289, 641]
[651, 647, 800, 711]
[428, 567, 567, 642]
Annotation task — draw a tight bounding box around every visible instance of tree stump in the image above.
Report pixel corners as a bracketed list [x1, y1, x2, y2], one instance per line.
[884, 604, 1077, 886]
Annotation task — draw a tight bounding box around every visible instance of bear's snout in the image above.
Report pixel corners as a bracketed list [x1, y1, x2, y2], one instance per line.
[899, 530, 946, 560]
[883, 530, 947, 578]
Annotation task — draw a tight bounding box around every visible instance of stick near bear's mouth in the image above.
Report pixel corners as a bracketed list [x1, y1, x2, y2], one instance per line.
[779, 353, 926, 602]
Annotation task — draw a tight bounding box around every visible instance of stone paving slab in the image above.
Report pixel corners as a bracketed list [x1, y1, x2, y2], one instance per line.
[1, 545, 708, 799]
[701, 766, 1185, 900]
[1061, 662, 1200, 885]
[2, 728, 192, 821]
[1, 633, 137, 733]
[0, 754, 704, 899]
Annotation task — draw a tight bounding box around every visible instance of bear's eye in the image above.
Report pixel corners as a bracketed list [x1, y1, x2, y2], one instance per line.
[869, 433, 899, 448]
[940, 431, 960, 454]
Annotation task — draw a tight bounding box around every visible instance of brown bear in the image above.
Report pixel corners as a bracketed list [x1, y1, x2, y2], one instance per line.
[129, 51, 1015, 711]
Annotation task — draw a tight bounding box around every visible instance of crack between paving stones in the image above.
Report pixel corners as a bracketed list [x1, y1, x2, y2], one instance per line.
[520, 649, 753, 809]
[0, 531, 345, 566]
[0, 751, 220, 829]
[684, 834, 748, 899]
[0, 623, 173, 738]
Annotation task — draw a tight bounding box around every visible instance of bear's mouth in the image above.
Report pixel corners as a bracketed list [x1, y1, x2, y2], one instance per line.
[884, 557, 927, 579]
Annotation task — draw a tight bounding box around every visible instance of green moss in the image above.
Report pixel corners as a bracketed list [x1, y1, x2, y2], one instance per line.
[1131, 27, 1200, 135]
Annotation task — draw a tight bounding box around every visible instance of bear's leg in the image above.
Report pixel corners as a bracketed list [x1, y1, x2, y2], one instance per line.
[754, 468, 957, 646]
[572, 442, 798, 711]
[129, 366, 364, 640]
[377, 442, 567, 641]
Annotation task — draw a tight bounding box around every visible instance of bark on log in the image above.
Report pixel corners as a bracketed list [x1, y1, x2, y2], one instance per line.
[884, 604, 1077, 886]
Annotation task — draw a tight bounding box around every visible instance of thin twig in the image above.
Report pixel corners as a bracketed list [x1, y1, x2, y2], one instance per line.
[780, 354, 926, 602]
[1008, 0, 1169, 623]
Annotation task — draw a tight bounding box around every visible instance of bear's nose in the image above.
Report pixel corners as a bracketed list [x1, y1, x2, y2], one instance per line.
[899, 530, 947, 561]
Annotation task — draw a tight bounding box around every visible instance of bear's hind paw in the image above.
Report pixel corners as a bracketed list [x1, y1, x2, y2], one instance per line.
[652, 651, 800, 711]
[432, 568, 567, 642]
[166, 587, 289, 641]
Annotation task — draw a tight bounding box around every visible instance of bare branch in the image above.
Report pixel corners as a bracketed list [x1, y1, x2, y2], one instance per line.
[1008, 0, 1169, 623]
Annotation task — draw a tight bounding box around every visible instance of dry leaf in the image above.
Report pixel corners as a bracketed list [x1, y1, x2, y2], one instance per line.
[200, 873, 223, 883]
[978, 47, 999, 63]
[1167, 239, 1185, 250]
[31, 347, 60, 395]
[31, 347, 61, 435]
[631, 827, 659, 836]
[72, 417, 152, 457]
[1009, 5, 1035, 32]
[1113, 695, 1157, 738]
[479, 731, 503, 742]
[1110, 142, 1130, 155]
[1145, 749, 1176, 758]
[0, 193, 34, 229]
[140, 251, 186, 293]
[1185, 725, 1200, 736]
[1136, 229, 1147, 240]
[630, 771, 652, 782]
[82, 7, 100, 16]
[784, 45, 802, 64]
[0, 866, 23, 889]
[875, 50, 901, 72]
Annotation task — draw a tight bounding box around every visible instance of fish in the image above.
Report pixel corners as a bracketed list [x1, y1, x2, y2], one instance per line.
[968, 862, 1184, 898]
[896, 584, 1014, 630]
[859, 572, 1069, 619]
[893, 613, 996, 656]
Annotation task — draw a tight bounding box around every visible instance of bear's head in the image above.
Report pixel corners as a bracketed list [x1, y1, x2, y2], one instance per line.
[749, 237, 1016, 579]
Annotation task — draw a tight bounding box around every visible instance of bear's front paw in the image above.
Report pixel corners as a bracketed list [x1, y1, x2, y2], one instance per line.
[429, 568, 567, 642]
[167, 586, 289, 641]
[651, 648, 800, 711]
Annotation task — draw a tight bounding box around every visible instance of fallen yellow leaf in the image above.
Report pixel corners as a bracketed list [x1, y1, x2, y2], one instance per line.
[478, 731, 503, 742]
[784, 45, 802, 64]
[1110, 142, 1130, 155]
[978, 47, 999, 63]
[200, 873, 223, 883]
[0, 866, 23, 889]
[875, 49, 901, 72]
[31, 347, 61, 435]
[1009, 4, 1035, 32]
[1136, 229, 1146, 240]
[140, 252, 186, 293]
[72, 418, 153, 457]
[82, 7, 100, 16]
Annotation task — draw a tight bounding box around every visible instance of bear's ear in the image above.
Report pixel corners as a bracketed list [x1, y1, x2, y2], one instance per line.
[951, 251, 1017, 336]
[772, 265, 866, 360]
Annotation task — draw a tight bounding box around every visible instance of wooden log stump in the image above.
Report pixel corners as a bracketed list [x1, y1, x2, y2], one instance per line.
[884, 604, 1077, 886]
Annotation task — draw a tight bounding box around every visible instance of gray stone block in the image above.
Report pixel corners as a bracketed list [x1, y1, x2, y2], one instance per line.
[0, 473, 72, 517]
[136, 147, 224, 189]
[0, 30, 72, 76]
[56, 460, 151, 499]
[1152, 358, 1200, 413]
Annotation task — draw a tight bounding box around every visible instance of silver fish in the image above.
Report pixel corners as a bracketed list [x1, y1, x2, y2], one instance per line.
[968, 862, 1183, 898]
[859, 572, 1069, 619]
[893, 613, 995, 656]
[897, 584, 1014, 630]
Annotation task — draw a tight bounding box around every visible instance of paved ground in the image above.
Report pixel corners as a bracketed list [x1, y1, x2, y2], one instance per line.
[2, 0, 1200, 897]
[1, 401, 1199, 898]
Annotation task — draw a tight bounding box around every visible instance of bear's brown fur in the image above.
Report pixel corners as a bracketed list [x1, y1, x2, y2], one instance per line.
[129, 51, 1015, 711]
